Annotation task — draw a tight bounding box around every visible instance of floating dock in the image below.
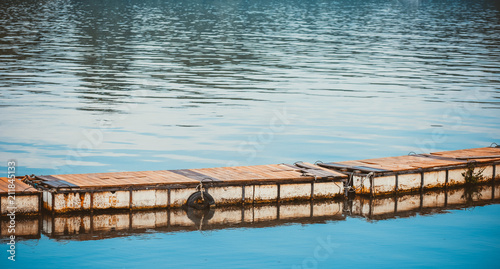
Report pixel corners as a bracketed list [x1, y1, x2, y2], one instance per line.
[5, 146, 500, 215]
[31, 163, 345, 213]
[322, 147, 500, 195]
[3, 183, 498, 241]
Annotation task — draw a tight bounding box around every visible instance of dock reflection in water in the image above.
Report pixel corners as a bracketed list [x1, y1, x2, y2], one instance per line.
[2, 183, 498, 242]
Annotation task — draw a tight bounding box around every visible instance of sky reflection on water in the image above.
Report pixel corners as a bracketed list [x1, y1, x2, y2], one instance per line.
[0, 0, 499, 175]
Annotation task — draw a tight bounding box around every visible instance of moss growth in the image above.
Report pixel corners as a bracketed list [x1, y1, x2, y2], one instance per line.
[462, 162, 485, 184]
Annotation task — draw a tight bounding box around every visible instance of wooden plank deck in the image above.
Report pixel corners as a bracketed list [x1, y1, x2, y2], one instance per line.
[36, 164, 346, 190]
[328, 147, 500, 173]
[430, 147, 500, 161]
[33, 147, 500, 191]
[335, 156, 463, 172]
[0, 177, 38, 195]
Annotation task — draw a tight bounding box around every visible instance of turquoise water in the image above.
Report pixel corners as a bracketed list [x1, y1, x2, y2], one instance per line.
[1, 0, 500, 267]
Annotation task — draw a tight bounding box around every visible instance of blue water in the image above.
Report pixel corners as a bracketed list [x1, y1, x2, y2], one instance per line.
[1, 0, 500, 267]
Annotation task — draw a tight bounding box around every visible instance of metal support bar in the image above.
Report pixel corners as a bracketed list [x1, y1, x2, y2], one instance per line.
[129, 190, 133, 210]
[310, 182, 314, 200]
[370, 177, 374, 197]
[420, 172, 424, 191]
[51, 191, 55, 214]
[242, 186, 245, 204]
[277, 184, 281, 202]
[38, 192, 42, 214]
[395, 174, 399, 192]
[252, 185, 255, 204]
[167, 188, 171, 208]
[493, 165, 496, 181]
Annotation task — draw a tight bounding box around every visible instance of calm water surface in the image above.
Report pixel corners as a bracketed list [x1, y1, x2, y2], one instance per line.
[1, 0, 499, 268]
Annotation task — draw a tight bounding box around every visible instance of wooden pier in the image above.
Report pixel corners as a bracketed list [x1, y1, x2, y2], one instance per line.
[319, 147, 500, 195]
[3, 146, 500, 215]
[32, 163, 345, 213]
[3, 183, 499, 241]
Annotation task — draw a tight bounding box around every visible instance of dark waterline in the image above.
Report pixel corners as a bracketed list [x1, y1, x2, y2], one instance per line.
[1, 0, 500, 268]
